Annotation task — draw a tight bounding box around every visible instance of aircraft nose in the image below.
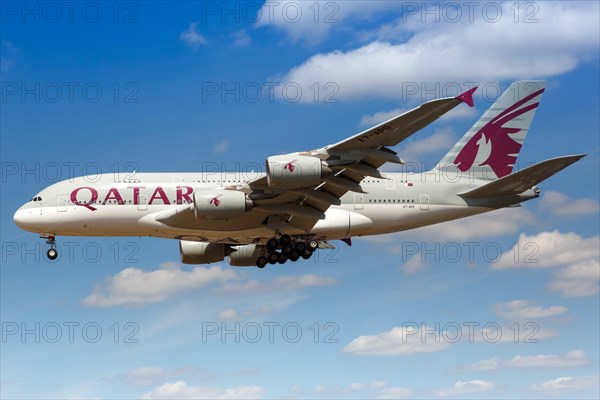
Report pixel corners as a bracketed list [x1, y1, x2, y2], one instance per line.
[13, 207, 35, 231]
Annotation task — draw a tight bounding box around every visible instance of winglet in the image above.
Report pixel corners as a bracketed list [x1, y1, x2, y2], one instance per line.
[456, 86, 477, 107]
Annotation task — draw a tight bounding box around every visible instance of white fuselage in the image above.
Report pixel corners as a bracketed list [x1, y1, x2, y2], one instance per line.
[13, 172, 529, 245]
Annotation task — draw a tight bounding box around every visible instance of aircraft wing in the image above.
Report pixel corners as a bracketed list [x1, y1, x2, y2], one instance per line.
[326, 87, 477, 152]
[246, 88, 478, 233]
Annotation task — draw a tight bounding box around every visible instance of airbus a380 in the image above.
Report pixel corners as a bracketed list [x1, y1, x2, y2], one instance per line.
[14, 80, 584, 268]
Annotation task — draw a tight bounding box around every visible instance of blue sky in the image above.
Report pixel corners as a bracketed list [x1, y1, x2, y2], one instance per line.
[1, 1, 599, 398]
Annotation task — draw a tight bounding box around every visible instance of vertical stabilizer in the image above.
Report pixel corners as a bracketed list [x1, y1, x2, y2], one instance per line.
[435, 80, 546, 180]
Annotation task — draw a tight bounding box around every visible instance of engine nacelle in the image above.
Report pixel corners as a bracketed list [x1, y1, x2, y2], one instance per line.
[193, 190, 251, 219]
[266, 155, 323, 189]
[179, 240, 225, 264]
[228, 244, 265, 267]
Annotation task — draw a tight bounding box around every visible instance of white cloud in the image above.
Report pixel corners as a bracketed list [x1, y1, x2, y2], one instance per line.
[278, 2, 599, 101]
[494, 231, 599, 269]
[400, 252, 429, 275]
[495, 300, 567, 320]
[256, 1, 399, 44]
[84, 264, 336, 308]
[460, 350, 590, 372]
[438, 106, 478, 121]
[531, 376, 600, 396]
[216, 274, 336, 294]
[415, 207, 535, 241]
[377, 386, 413, 399]
[231, 29, 251, 47]
[313, 384, 326, 393]
[369, 208, 535, 247]
[142, 381, 264, 399]
[540, 191, 599, 217]
[475, 324, 557, 344]
[360, 105, 476, 128]
[218, 305, 274, 321]
[433, 380, 494, 397]
[0, 56, 14, 73]
[506, 350, 590, 369]
[213, 139, 230, 154]
[83, 265, 239, 307]
[359, 108, 408, 127]
[457, 357, 501, 372]
[0, 40, 18, 74]
[399, 128, 455, 158]
[343, 326, 448, 356]
[294, 381, 409, 398]
[349, 381, 386, 391]
[180, 22, 207, 47]
[550, 259, 600, 297]
[121, 367, 180, 387]
[113, 366, 257, 389]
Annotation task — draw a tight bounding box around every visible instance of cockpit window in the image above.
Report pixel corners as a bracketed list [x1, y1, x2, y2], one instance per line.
[30, 196, 42, 202]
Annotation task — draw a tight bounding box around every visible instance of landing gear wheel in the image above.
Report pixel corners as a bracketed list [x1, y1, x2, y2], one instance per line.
[280, 234, 291, 244]
[277, 253, 288, 264]
[268, 252, 279, 264]
[289, 252, 300, 262]
[256, 257, 267, 268]
[282, 244, 294, 255]
[301, 249, 312, 259]
[47, 248, 58, 260]
[295, 242, 306, 252]
[308, 240, 319, 251]
[267, 238, 279, 250]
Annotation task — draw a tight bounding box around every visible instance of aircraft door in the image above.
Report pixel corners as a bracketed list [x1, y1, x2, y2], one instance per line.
[57, 196, 67, 212]
[420, 194, 430, 211]
[386, 177, 396, 189]
[354, 194, 364, 210]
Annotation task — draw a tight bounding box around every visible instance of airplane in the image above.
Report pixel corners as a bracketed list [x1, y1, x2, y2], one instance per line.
[13, 80, 584, 268]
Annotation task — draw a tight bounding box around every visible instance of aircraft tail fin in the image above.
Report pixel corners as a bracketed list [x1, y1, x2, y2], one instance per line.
[458, 155, 585, 198]
[435, 80, 547, 181]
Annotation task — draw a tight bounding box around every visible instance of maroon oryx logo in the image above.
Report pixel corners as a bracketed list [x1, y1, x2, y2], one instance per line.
[453, 88, 545, 178]
[209, 194, 222, 207]
[283, 159, 298, 172]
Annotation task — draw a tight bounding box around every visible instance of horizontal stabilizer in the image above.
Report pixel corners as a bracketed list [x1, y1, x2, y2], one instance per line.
[458, 155, 585, 198]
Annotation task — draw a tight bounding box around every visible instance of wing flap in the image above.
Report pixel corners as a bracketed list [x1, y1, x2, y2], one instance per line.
[254, 203, 326, 220]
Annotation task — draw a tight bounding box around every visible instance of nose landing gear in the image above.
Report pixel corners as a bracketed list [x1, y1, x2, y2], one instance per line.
[44, 235, 58, 260]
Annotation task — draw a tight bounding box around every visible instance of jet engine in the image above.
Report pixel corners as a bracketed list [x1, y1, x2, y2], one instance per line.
[193, 189, 252, 219]
[266, 155, 325, 189]
[179, 240, 226, 264]
[228, 244, 265, 266]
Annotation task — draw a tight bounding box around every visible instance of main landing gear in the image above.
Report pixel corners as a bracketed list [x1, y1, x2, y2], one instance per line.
[45, 235, 58, 260]
[255, 235, 319, 268]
